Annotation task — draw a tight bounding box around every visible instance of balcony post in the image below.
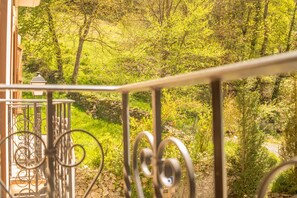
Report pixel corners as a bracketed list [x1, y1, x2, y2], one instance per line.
[122, 93, 131, 197]
[152, 89, 162, 197]
[7, 106, 11, 183]
[67, 103, 71, 130]
[46, 92, 55, 198]
[33, 102, 39, 194]
[211, 80, 227, 198]
[67, 102, 75, 197]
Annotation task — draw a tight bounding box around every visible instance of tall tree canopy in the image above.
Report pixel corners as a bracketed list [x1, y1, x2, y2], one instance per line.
[18, 0, 297, 85]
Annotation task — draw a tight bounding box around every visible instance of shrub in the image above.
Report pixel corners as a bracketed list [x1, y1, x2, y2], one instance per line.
[273, 75, 297, 194]
[271, 168, 297, 194]
[228, 83, 277, 197]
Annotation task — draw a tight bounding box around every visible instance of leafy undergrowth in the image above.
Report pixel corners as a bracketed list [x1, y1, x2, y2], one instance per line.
[70, 105, 123, 176]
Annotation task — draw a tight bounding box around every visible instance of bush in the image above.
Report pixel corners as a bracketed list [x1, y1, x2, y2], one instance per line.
[273, 75, 297, 194]
[271, 168, 297, 194]
[228, 83, 277, 197]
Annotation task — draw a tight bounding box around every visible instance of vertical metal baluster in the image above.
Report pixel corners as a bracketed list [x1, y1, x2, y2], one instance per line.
[8, 105, 11, 193]
[23, 107, 27, 131]
[24, 105, 29, 194]
[61, 103, 66, 198]
[27, 105, 30, 131]
[58, 104, 62, 197]
[152, 89, 162, 197]
[34, 102, 39, 196]
[37, 104, 42, 197]
[211, 80, 227, 198]
[54, 104, 59, 198]
[46, 92, 55, 198]
[67, 102, 74, 198]
[8, 106, 11, 180]
[36, 105, 42, 166]
[122, 93, 131, 197]
[59, 104, 62, 135]
[67, 103, 71, 130]
[62, 103, 66, 197]
[26, 104, 32, 195]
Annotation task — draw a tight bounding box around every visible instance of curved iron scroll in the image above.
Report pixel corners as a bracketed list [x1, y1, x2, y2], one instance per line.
[0, 131, 46, 198]
[54, 129, 104, 197]
[0, 129, 104, 198]
[133, 131, 196, 198]
[257, 157, 297, 198]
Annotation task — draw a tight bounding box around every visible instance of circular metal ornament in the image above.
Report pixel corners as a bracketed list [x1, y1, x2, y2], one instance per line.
[133, 131, 154, 197]
[159, 158, 181, 188]
[157, 137, 196, 198]
[140, 148, 153, 177]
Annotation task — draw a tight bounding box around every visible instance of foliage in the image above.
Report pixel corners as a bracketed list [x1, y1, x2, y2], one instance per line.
[117, 0, 224, 79]
[224, 96, 240, 136]
[19, 0, 297, 86]
[228, 83, 277, 197]
[71, 105, 123, 175]
[188, 104, 213, 157]
[17, 0, 297, 195]
[271, 168, 297, 194]
[212, 0, 297, 62]
[269, 75, 297, 194]
[280, 75, 297, 160]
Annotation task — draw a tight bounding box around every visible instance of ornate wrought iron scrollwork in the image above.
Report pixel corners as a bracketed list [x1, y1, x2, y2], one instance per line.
[0, 131, 46, 198]
[0, 129, 104, 198]
[133, 131, 196, 198]
[54, 129, 104, 198]
[133, 131, 154, 197]
[257, 157, 297, 198]
[3, 131, 47, 170]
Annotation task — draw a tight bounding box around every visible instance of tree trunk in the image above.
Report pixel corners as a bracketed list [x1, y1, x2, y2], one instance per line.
[271, 74, 286, 101]
[260, 0, 269, 57]
[71, 37, 84, 84]
[286, 1, 297, 52]
[271, 2, 297, 101]
[71, 15, 94, 84]
[45, 2, 64, 83]
[256, 0, 269, 103]
[249, 0, 261, 59]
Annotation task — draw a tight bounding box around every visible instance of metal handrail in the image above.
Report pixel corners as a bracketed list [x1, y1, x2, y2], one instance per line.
[0, 99, 75, 104]
[1, 51, 297, 198]
[119, 51, 297, 92]
[0, 84, 119, 92]
[0, 51, 297, 93]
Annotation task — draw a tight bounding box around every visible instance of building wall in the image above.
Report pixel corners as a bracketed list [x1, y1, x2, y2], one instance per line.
[0, 0, 15, 193]
[0, 0, 8, 190]
[0, 1, 35, 194]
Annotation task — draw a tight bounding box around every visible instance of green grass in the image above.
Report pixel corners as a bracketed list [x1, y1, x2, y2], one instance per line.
[70, 105, 123, 174]
[71, 105, 121, 134]
[129, 98, 151, 111]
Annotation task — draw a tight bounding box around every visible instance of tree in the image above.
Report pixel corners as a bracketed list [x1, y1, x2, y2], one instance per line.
[212, 0, 296, 62]
[117, 0, 224, 79]
[228, 82, 276, 197]
[19, 2, 58, 83]
[45, 0, 64, 82]
[271, 1, 297, 101]
[66, 0, 127, 84]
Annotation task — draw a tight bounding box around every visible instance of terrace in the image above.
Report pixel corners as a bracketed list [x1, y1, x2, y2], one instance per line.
[0, 51, 297, 197]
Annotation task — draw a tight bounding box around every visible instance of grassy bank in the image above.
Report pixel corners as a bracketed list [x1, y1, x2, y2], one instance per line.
[71, 105, 123, 175]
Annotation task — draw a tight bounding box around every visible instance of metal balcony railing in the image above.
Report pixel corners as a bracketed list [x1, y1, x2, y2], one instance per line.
[0, 99, 77, 197]
[1, 51, 297, 197]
